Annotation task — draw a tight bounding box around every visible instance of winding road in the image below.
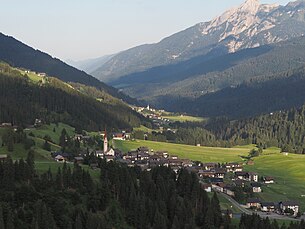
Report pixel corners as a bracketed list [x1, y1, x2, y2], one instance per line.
[218, 192, 303, 222]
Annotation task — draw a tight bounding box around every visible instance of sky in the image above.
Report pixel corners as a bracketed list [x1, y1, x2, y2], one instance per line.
[0, 0, 291, 61]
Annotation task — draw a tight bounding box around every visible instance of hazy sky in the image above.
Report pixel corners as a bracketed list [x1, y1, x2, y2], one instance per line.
[0, 0, 291, 61]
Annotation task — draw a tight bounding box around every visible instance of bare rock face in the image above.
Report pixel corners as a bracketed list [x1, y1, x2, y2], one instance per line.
[93, 0, 305, 83]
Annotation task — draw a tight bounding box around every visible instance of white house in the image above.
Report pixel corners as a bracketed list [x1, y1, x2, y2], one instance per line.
[55, 155, 65, 163]
[280, 201, 299, 216]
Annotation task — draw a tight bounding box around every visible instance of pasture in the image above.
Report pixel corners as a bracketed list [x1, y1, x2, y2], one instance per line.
[114, 139, 253, 163]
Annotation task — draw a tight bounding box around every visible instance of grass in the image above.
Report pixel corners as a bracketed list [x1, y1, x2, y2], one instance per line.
[114, 140, 254, 163]
[35, 161, 100, 181]
[16, 69, 43, 83]
[162, 115, 205, 123]
[25, 123, 75, 145]
[245, 148, 305, 211]
[133, 125, 156, 133]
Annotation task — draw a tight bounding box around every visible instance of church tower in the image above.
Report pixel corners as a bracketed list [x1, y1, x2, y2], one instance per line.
[103, 129, 108, 153]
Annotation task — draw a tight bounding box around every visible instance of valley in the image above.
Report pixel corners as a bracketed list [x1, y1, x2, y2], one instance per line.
[2, 0, 305, 228]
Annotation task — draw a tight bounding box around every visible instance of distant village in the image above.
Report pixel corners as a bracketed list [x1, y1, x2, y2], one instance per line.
[52, 130, 300, 218]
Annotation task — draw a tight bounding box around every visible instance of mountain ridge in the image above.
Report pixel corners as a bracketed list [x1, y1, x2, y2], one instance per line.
[92, 0, 305, 83]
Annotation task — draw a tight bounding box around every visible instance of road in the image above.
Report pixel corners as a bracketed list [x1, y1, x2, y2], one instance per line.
[218, 192, 303, 222]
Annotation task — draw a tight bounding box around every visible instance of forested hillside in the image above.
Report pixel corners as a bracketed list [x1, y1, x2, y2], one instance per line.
[0, 33, 137, 105]
[158, 65, 305, 118]
[0, 153, 302, 229]
[0, 63, 142, 131]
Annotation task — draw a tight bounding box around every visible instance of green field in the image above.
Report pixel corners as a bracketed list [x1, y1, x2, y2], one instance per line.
[114, 140, 254, 163]
[245, 149, 305, 211]
[162, 115, 205, 122]
[25, 123, 75, 145]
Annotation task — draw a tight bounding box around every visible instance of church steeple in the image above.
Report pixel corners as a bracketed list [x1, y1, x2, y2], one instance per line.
[103, 129, 108, 153]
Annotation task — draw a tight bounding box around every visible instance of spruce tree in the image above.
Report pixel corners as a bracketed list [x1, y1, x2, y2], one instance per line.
[0, 206, 4, 229]
[6, 209, 14, 229]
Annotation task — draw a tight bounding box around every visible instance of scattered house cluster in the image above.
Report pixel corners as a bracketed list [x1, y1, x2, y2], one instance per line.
[246, 198, 300, 217]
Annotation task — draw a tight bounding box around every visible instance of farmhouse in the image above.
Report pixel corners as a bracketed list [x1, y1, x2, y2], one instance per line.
[279, 201, 299, 216]
[246, 198, 261, 209]
[74, 157, 84, 164]
[201, 183, 212, 193]
[113, 133, 126, 140]
[55, 155, 65, 162]
[235, 171, 258, 182]
[251, 182, 262, 193]
[0, 155, 7, 162]
[263, 176, 275, 184]
[202, 163, 218, 170]
[261, 202, 276, 212]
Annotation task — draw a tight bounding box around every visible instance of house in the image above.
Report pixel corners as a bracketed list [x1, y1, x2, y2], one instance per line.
[0, 155, 7, 161]
[201, 183, 212, 193]
[221, 210, 233, 219]
[155, 151, 168, 158]
[202, 163, 218, 170]
[235, 172, 258, 182]
[181, 159, 193, 167]
[170, 155, 178, 160]
[138, 147, 149, 153]
[223, 186, 235, 197]
[233, 180, 246, 188]
[96, 150, 104, 158]
[210, 177, 224, 184]
[251, 182, 262, 193]
[74, 157, 84, 164]
[212, 183, 225, 193]
[279, 201, 299, 216]
[55, 155, 65, 162]
[249, 172, 259, 182]
[246, 198, 261, 209]
[105, 155, 115, 162]
[38, 72, 46, 77]
[225, 162, 242, 172]
[198, 170, 215, 178]
[113, 133, 126, 140]
[214, 168, 226, 178]
[105, 148, 115, 156]
[0, 123, 12, 128]
[261, 202, 276, 212]
[235, 171, 249, 180]
[263, 176, 275, 184]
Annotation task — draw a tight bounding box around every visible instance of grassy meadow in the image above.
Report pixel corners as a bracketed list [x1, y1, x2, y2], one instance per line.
[245, 148, 305, 211]
[162, 115, 205, 122]
[114, 139, 254, 163]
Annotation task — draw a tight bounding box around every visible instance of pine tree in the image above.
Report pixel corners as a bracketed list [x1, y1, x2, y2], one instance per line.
[6, 209, 14, 229]
[0, 206, 4, 229]
[75, 213, 83, 229]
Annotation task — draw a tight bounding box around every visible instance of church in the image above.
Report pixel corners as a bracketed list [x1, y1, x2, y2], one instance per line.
[103, 129, 115, 157]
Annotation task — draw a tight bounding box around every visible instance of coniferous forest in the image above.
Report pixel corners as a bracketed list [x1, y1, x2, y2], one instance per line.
[1, 152, 305, 229]
[0, 63, 142, 131]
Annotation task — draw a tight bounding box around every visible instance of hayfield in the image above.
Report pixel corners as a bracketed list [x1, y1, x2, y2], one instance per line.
[114, 139, 254, 163]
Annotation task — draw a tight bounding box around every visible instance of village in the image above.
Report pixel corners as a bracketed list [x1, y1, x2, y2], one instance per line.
[51, 130, 301, 219]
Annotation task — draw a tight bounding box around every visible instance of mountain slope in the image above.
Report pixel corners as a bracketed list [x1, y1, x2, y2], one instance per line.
[66, 54, 115, 74]
[164, 65, 305, 118]
[0, 62, 142, 131]
[0, 32, 137, 104]
[93, 0, 305, 83]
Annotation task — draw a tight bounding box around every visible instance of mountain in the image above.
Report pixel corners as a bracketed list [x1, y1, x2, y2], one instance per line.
[164, 64, 305, 119]
[92, 0, 305, 83]
[0, 32, 137, 104]
[0, 62, 143, 131]
[107, 36, 305, 115]
[66, 54, 115, 74]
